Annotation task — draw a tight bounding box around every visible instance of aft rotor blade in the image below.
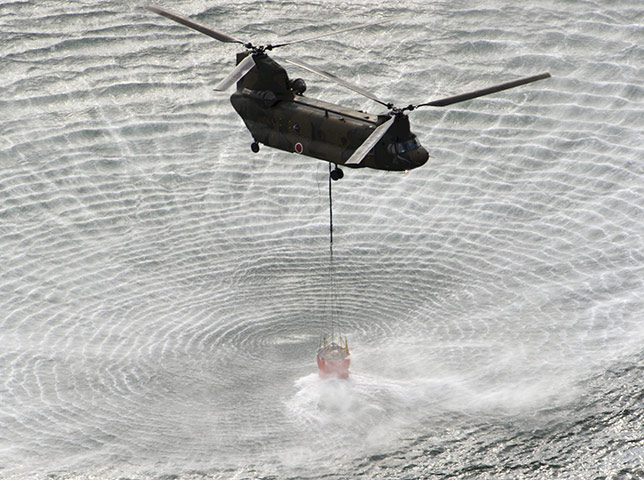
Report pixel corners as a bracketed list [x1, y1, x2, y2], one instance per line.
[345, 116, 395, 166]
[417, 72, 551, 108]
[214, 54, 256, 91]
[271, 16, 401, 49]
[146, 5, 245, 45]
[284, 58, 391, 108]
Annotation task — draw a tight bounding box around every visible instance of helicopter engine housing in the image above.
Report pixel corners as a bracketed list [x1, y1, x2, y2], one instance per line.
[290, 78, 307, 95]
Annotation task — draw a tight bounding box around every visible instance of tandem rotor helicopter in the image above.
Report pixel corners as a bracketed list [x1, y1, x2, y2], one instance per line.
[146, 5, 550, 180]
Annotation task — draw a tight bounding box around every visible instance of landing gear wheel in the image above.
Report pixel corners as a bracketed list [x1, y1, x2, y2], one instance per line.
[251, 141, 260, 153]
[330, 167, 344, 181]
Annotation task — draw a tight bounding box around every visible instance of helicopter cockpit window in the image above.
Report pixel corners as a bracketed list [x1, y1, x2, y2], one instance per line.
[387, 136, 421, 154]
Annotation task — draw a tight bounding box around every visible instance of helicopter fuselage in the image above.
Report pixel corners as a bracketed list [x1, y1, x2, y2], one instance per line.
[230, 53, 429, 171]
[146, 5, 550, 174]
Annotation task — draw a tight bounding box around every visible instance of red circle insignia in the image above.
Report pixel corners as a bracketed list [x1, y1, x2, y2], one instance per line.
[294, 142, 303, 154]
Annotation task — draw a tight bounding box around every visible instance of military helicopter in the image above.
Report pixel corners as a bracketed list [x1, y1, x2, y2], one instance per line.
[146, 6, 550, 180]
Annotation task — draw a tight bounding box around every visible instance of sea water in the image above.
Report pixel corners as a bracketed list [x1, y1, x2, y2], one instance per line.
[1, 1, 643, 478]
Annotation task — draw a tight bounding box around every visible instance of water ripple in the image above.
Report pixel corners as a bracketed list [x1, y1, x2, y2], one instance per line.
[2, 0, 644, 478]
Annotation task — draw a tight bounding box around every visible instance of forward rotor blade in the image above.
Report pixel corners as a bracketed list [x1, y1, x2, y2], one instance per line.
[417, 72, 551, 108]
[284, 58, 391, 108]
[271, 16, 401, 49]
[345, 116, 395, 166]
[214, 54, 256, 91]
[146, 5, 245, 45]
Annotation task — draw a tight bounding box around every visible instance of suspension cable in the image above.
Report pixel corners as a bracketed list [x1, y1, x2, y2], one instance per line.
[328, 163, 335, 339]
[328, 163, 333, 256]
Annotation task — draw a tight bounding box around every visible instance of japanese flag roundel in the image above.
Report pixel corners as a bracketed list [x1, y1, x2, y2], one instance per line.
[294, 142, 303, 154]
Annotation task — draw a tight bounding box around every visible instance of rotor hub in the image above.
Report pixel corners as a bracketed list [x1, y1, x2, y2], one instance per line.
[244, 43, 274, 54]
[390, 105, 413, 116]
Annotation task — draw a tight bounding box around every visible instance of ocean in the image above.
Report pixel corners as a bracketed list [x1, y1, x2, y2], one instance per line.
[1, 0, 643, 478]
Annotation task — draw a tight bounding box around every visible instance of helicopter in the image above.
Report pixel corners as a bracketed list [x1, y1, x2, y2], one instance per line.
[146, 6, 550, 180]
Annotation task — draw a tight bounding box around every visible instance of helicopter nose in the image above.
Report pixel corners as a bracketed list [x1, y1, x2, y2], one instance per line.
[409, 146, 429, 169]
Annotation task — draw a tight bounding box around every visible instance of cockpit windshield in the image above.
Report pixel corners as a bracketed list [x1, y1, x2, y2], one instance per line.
[387, 135, 421, 154]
